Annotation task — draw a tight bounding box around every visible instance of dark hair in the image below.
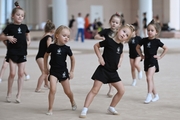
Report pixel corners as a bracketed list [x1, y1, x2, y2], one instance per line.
[155, 15, 159, 20]
[147, 19, 161, 37]
[12, 1, 25, 17]
[78, 13, 81, 16]
[131, 23, 138, 31]
[44, 20, 55, 33]
[86, 13, 89, 17]
[109, 13, 121, 23]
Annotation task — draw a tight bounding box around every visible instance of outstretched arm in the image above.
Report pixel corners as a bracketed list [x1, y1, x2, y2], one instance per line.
[94, 42, 105, 65]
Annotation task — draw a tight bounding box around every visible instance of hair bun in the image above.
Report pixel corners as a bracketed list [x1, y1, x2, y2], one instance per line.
[14, 1, 20, 7]
[47, 20, 52, 23]
[115, 12, 120, 16]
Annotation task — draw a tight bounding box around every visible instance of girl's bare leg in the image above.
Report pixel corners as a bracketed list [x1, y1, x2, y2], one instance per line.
[107, 81, 124, 115]
[130, 59, 136, 86]
[84, 80, 102, 107]
[79, 80, 102, 118]
[134, 57, 142, 80]
[46, 75, 57, 115]
[130, 59, 136, 79]
[107, 83, 114, 97]
[24, 69, 30, 80]
[35, 58, 48, 91]
[110, 81, 125, 106]
[6, 60, 17, 102]
[61, 79, 77, 110]
[144, 66, 156, 103]
[16, 62, 25, 103]
[0, 59, 9, 81]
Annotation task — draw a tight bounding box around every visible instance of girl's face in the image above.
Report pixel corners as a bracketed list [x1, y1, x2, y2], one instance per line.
[116, 27, 132, 42]
[12, 9, 24, 24]
[109, 16, 121, 31]
[56, 28, 70, 45]
[147, 25, 157, 39]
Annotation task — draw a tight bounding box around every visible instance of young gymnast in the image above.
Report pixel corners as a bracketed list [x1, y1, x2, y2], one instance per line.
[128, 25, 142, 86]
[0, 1, 31, 103]
[79, 24, 134, 118]
[35, 20, 55, 92]
[136, 20, 168, 104]
[94, 13, 121, 98]
[44, 25, 77, 115]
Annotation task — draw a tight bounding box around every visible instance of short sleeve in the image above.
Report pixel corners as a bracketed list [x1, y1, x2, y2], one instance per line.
[25, 25, 30, 33]
[138, 38, 145, 46]
[46, 44, 53, 53]
[136, 36, 142, 44]
[99, 39, 108, 47]
[98, 29, 106, 36]
[3, 25, 10, 35]
[67, 46, 73, 56]
[158, 39, 164, 47]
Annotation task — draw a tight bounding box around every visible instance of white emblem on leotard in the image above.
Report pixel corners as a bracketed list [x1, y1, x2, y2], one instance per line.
[62, 72, 66, 78]
[24, 55, 26, 60]
[147, 42, 151, 48]
[132, 39, 135, 44]
[18, 27, 22, 34]
[57, 48, 61, 55]
[116, 47, 121, 54]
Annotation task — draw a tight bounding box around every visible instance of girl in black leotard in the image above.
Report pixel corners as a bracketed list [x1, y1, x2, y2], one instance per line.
[136, 20, 168, 104]
[35, 20, 55, 92]
[0, 2, 31, 103]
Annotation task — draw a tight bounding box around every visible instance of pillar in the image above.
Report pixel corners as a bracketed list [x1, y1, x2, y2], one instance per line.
[52, 0, 68, 27]
[5, 0, 13, 22]
[0, 0, 5, 24]
[138, 0, 153, 37]
[169, 0, 180, 30]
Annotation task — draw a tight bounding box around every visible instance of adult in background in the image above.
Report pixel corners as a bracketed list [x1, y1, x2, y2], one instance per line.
[75, 13, 85, 42]
[84, 13, 90, 30]
[68, 15, 75, 40]
[142, 12, 147, 37]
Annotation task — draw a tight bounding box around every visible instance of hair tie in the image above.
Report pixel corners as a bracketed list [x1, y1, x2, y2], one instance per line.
[115, 12, 120, 16]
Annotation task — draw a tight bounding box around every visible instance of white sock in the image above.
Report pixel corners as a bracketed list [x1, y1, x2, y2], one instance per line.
[152, 94, 159, 102]
[144, 93, 152, 103]
[154, 94, 159, 97]
[109, 106, 115, 112]
[132, 79, 137, 86]
[138, 71, 143, 79]
[147, 93, 152, 98]
[81, 107, 88, 115]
